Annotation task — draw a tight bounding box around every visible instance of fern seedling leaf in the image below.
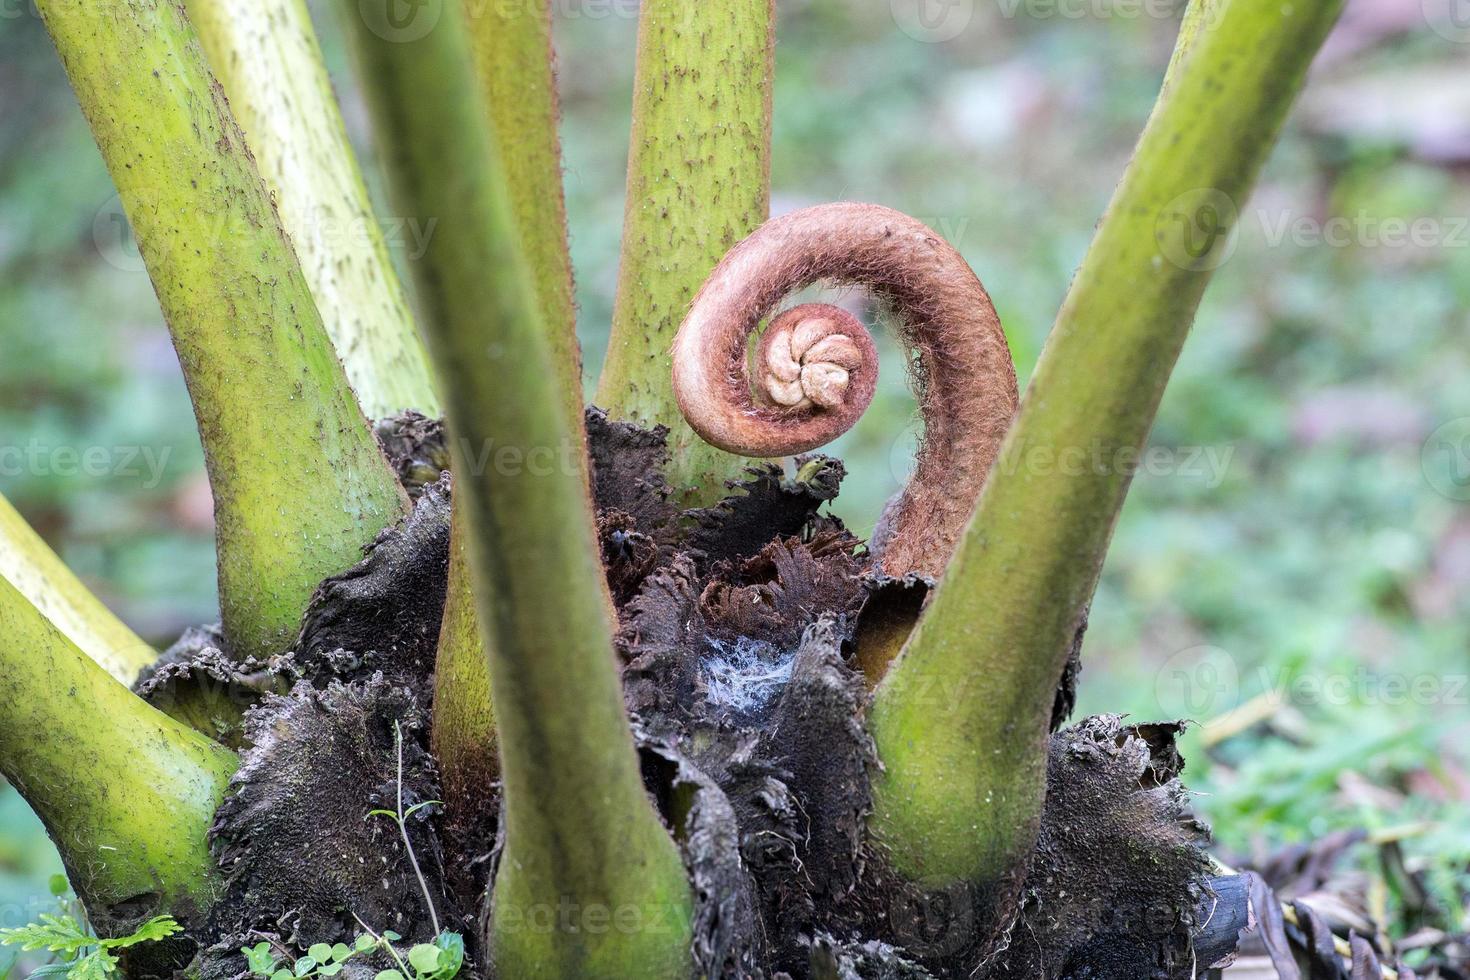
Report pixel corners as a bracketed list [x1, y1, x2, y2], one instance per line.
[407, 944, 440, 975]
[433, 932, 464, 978]
[101, 916, 181, 949]
[67, 949, 118, 980]
[0, 913, 93, 954]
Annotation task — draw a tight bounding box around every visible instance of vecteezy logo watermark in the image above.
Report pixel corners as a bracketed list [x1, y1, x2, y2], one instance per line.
[994, 0, 1204, 23]
[92, 195, 144, 274]
[359, 0, 443, 42]
[1155, 191, 1470, 271]
[1155, 189, 1240, 272]
[1154, 645, 1470, 719]
[1255, 211, 1470, 250]
[992, 440, 1237, 488]
[1256, 667, 1470, 708]
[493, 898, 682, 936]
[1154, 645, 1240, 717]
[1422, 417, 1470, 501]
[91, 195, 439, 274]
[0, 441, 173, 489]
[1423, 0, 1470, 42]
[891, 0, 976, 42]
[453, 436, 587, 478]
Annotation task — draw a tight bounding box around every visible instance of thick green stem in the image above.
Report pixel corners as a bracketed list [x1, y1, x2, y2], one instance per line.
[0, 493, 154, 684]
[185, 0, 439, 419]
[867, 0, 1344, 886]
[430, 497, 496, 829]
[594, 0, 774, 504]
[338, 5, 692, 975]
[39, 0, 410, 662]
[462, 0, 580, 422]
[1161, 0, 1220, 90]
[429, 0, 581, 812]
[343, 0, 505, 834]
[0, 575, 237, 925]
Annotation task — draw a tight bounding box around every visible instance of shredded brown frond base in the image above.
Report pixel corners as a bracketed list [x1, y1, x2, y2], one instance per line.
[132, 412, 1247, 980]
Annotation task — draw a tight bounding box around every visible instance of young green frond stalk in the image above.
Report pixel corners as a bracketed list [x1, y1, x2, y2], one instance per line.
[338, 7, 693, 976]
[462, 0, 581, 423]
[867, 0, 1345, 890]
[1161, 0, 1222, 91]
[595, 0, 775, 504]
[38, 0, 410, 662]
[336, 0, 504, 846]
[429, 504, 497, 834]
[334, 0, 522, 845]
[184, 0, 440, 419]
[0, 575, 237, 927]
[0, 493, 154, 684]
[438, 3, 576, 799]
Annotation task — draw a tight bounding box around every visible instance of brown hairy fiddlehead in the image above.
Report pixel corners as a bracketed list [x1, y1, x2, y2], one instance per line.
[671, 202, 1019, 578]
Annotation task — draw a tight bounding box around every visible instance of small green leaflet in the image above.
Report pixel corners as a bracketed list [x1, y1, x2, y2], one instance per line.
[241, 930, 462, 980]
[0, 910, 181, 980]
[0, 914, 93, 955]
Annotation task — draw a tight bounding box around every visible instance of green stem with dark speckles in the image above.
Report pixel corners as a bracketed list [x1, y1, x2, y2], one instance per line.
[594, 0, 774, 506]
[429, 0, 584, 819]
[868, 0, 1345, 888]
[185, 0, 440, 419]
[38, 0, 410, 662]
[0, 575, 237, 926]
[0, 492, 154, 684]
[337, 5, 693, 975]
[462, 0, 580, 422]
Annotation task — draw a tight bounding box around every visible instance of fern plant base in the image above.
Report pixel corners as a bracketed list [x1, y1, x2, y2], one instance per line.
[121, 413, 1228, 980]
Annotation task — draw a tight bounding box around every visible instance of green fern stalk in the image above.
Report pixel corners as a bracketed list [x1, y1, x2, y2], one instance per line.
[38, 0, 410, 662]
[462, 0, 581, 420]
[0, 575, 237, 924]
[0, 493, 154, 684]
[594, 0, 775, 504]
[867, 0, 1345, 886]
[430, 0, 582, 815]
[430, 505, 497, 827]
[338, 5, 693, 975]
[185, 0, 440, 419]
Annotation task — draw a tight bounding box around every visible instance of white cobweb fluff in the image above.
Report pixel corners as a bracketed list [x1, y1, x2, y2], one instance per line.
[699, 636, 797, 717]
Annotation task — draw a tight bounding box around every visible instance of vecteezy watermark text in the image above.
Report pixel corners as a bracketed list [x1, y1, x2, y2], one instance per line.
[1155, 644, 1470, 718]
[1156, 188, 1470, 271]
[0, 440, 172, 489]
[92, 194, 438, 274]
[994, 440, 1237, 488]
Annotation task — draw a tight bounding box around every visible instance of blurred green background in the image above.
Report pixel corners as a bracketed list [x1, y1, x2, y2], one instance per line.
[1, 0, 1467, 957]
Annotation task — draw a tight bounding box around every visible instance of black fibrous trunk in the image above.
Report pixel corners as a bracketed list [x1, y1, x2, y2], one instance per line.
[136, 410, 1223, 980]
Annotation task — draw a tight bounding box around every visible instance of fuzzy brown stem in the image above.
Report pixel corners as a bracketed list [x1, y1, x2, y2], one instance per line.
[672, 202, 1019, 578]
